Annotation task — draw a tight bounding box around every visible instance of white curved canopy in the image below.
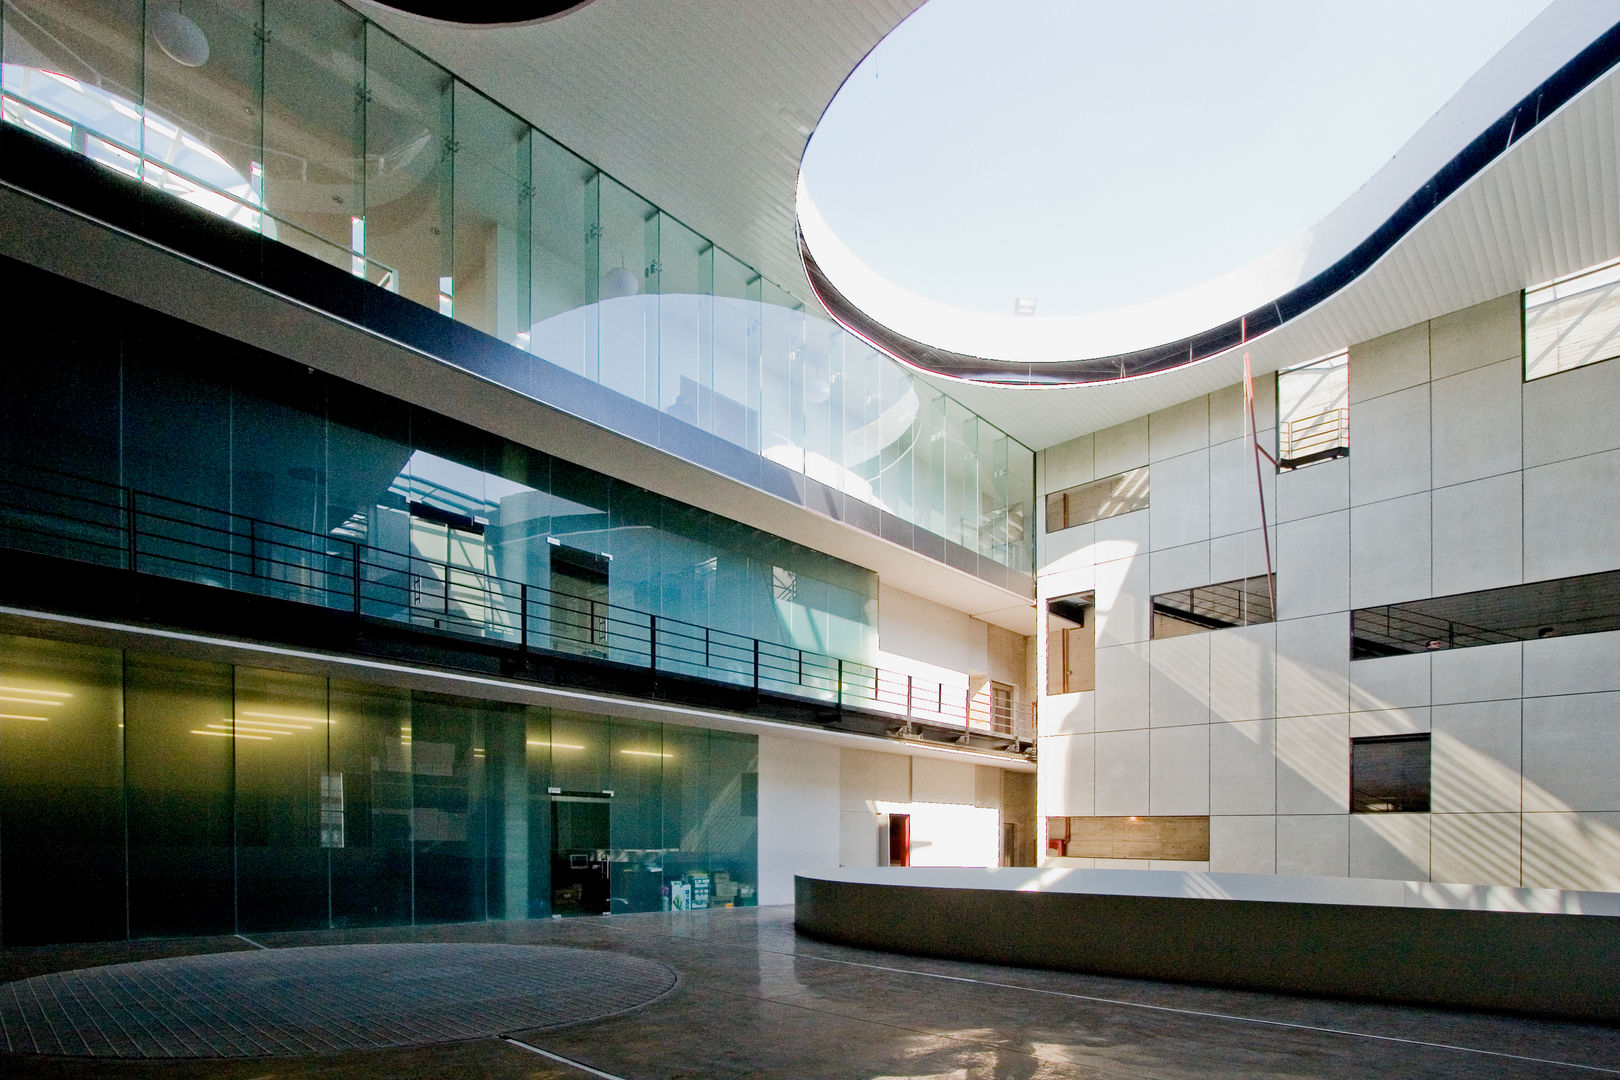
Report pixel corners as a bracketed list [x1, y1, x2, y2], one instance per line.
[798, 0, 1589, 365]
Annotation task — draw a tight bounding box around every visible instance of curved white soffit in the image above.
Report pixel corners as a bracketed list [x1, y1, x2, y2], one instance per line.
[797, 0, 1620, 385]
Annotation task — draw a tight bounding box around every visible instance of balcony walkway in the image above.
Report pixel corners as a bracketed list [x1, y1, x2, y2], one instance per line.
[0, 460, 1033, 759]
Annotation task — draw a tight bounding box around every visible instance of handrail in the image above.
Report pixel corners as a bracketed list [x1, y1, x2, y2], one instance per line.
[1279, 406, 1348, 465]
[0, 459, 1036, 746]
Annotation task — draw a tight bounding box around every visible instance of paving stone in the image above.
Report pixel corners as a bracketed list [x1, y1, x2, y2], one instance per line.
[0, 944, 676, 1058]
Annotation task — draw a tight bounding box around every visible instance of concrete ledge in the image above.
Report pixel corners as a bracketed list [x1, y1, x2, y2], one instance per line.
[794, 867, 1620, 1021]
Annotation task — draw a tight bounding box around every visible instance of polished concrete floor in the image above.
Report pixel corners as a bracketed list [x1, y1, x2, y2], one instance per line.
[1, 905, 1616, 1079]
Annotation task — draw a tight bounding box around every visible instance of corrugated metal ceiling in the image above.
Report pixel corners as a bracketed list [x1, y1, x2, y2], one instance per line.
[351, 0, 920, 309]
[351, 0, 1620, 452]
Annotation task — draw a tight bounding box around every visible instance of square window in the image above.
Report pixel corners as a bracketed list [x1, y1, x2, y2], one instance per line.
[1276, 350, 1349, 469]
[1350, 733, 1430, 813]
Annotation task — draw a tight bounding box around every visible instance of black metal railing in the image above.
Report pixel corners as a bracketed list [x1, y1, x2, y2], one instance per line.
[0, 461, 1035, 746]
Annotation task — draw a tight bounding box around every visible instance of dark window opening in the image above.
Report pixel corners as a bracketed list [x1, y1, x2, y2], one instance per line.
[1351, 734, 1430, 813]
[1151, 575, 1274, 638]
[1046, 592, 1094, 694]
[1352, 569, 1620, 658]
[1045, 467, 1149, 533]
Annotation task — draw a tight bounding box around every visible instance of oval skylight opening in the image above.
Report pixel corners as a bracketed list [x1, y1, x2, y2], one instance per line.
[799, 0, 1558, 371]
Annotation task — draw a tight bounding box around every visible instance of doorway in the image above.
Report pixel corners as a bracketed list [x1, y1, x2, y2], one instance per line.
[550, 794, 610, 915]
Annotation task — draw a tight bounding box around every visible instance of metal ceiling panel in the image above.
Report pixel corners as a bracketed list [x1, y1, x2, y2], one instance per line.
[353, 0, 1620, 453]
[351, 0, 921, 307]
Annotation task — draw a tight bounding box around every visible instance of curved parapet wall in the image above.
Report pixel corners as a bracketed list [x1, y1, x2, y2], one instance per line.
[794, 867, 1620, 1021]
[798, 7, 1620, 385]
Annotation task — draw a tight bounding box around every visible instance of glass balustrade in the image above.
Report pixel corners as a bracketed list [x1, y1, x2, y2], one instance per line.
[0, 0, 1033, 575]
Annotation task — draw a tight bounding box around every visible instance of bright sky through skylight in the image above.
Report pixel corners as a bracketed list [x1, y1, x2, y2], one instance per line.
[801, 0, 1555, 322]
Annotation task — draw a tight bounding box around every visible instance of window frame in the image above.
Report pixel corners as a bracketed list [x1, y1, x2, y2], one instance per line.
[1150, 574, 1275, 638]
[1044, 467, 1149, 533]
[1350, 733, 1431, 814]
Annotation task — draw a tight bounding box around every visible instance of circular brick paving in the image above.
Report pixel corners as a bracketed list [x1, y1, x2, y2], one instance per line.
[0, 943, 678, 1058]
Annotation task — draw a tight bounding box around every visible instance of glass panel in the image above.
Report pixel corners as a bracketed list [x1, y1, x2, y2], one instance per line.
[364, 25, 450, 310]
[597, 176, 656, 405]
[482, 701, 540, 921]
[3, 2, 143, 113]
[0, 635, 125, 945]
[409, 690, 484, 922]
[232, 358, 332, 604]
[1006, 443, 1034, 572]
[1352, 568, 1620, 657]
[705, 730, 758, 908]
[233, 666, 330, 932]
[522, 707, 554, 917]
[760, 275, 801, 472]
[141, 0, 263, 232]
[608, 718, 664, 914]
[452, 81, 530, 345]
[125, 653, 235, 937]
[530, 134, 597, 376]
[659, 726, 709, 908]
[1047, 467, 1151, 532]
[123, 318, 232, 508]
[547, 709, 609, 916]
[262, 0, 366, 273]
[0, 261, 122, 483]
[1351, 734, 1431, 813]
[1151, 575, 1275, 637]
[329, 679, 413, 928]
[657, 214, 705, 428]
[717, 251, 764, 454]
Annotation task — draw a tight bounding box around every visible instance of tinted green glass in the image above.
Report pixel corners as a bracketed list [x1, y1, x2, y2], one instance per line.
[233, 667, 330, 931]
[608, 719, 664, 913]
[329, 679, 413, 927]
[0, 635, 125, 945]
[409, 690, 484, 922]
[125, 653, 235, 937]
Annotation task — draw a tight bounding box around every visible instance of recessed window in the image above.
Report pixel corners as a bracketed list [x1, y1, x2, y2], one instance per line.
[1045, 816, 1210, 860]
[1044, 467, 1149, 533]
[1276, 350, 1348, 469]
[1525, 258, 1620, 380]
[1151, 575, 1274, 638]
[1046, 592, 1094, 695]
[1351, 569, 1620, 658]
[1351, 734, 1430, 813]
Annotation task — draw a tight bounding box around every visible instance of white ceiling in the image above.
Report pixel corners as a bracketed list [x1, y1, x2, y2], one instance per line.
[353, 0, 1620, 457]
[351, 0, 922, 309]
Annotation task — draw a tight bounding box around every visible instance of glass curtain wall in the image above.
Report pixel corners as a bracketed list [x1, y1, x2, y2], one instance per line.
[0, 0, 1033, 574]
[0, 633, 760, 946]
[0, 260, 878, 662]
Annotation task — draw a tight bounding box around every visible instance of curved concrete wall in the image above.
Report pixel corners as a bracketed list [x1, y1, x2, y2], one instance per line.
[795, 868, 1620, 1021]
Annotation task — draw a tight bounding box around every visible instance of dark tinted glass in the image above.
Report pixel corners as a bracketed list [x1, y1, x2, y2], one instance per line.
[1352, 570, 1620, 658]
[1351, 734, 1431, 813]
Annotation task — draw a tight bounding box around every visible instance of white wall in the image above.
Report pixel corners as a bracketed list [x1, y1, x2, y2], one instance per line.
[758, 735, 1019, 899]
[756, 733, 840, 905]
[1034, 292, 1620, 891]
[875, 583, 987, 689]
